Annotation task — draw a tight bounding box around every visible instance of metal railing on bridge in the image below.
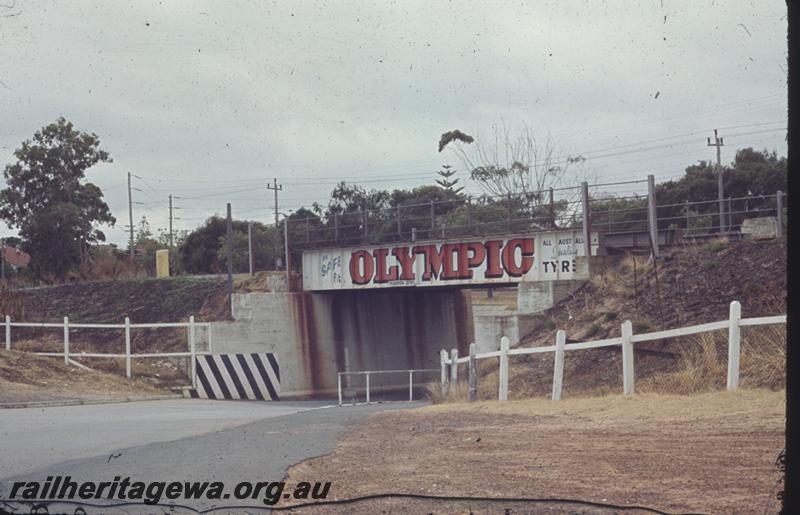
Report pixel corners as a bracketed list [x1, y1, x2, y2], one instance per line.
[284, 175, 786, 255]
[337, 368, 439, 406]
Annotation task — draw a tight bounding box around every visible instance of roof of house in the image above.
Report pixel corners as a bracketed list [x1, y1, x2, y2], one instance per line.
[3, 245, 31, 267]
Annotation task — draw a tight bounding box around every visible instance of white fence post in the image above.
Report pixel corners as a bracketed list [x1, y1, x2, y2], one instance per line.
[124, 317, 132, 379]
[551, 330, 566, 401]
[468, 342, 477, 402]
[189, 315, 196, 389]
[337, 373, 343, 407]
[440, 349, 449, 392]
[450, 348, 459, 384]
[5, 315, 10, 351]
[63, 316, 69, 365]
[727, 301, 741, 391]
[621, 320, 634, 396]
[365, 373, 370, 404]
[498, 336, 510, 401]
[408, 370, 413, 401]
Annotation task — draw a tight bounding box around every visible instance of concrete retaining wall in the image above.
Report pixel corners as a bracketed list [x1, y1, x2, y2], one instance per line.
[472, 278, 587, 352]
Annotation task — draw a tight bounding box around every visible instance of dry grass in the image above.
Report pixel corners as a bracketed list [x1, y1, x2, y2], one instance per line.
[639, 332, 726, 394]
[284, 389, 785, 514]
[0, 349, 168, 402]
[640, 324, 785, 394]
[589, 266, 630, 298]
[232, 271, 278, 292]
[740, 325, 786, 389]
[420, 388, 785, 421]
[423, 381, 469, 403]
[432, 323, 785, 403]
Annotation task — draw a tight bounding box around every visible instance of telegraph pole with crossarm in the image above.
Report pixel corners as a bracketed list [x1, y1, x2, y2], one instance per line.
[267, 178, 282, 227]
[707, 129, 725, 232]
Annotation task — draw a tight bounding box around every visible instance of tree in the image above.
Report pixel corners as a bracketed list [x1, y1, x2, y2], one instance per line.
[655, 148, 786, 231]
[450, 121, 589, 199]
[214, 222, 277, 272]
[448, 121, 591, 229]
[0, 118, 115, 278]
[180, 216, 279, 274]
[130, 216, 164, 273]
[311, 182, 393, 243]
[313, 182, 392, 217]
[434, 165, 464, 193]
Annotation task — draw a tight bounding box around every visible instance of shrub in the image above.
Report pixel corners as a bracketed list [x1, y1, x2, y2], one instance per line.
[585, 323, 602, 338]
[703, 239, 728, 253]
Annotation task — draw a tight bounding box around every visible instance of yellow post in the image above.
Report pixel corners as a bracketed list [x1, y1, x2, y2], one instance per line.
[156, 249, 170, 278]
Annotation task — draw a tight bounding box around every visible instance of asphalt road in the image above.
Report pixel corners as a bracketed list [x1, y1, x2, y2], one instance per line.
[0, 398, 422, 513]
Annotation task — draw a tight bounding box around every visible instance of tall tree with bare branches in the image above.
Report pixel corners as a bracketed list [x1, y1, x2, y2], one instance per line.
[449, 120, 592, 226]
[450, 121, 589, 198]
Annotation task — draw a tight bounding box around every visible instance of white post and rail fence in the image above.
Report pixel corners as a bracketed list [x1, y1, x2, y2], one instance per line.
[441, 301, 785, 401]
[2, 315, 212, 388]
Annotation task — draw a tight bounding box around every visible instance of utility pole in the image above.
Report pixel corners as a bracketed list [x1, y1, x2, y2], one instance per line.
[707, 129, 725, 233]
[168, 194, 174, 249]
[267, 178, 282, 227]
[247, 222, 254, 276]
[226, 203, 233, 305]
[127, 172, 134, 260]
[283, 218, 291, 290]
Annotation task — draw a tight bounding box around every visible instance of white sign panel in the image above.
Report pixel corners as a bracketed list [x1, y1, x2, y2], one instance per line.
[302, 231, 599, 291]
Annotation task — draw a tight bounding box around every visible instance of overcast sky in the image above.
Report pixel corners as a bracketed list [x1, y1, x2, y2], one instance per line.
[0, 0, 788, 246]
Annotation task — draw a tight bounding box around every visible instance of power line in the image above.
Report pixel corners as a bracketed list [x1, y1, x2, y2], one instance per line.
[547, 93, 784, 147]
[118, 121, 785, 200]
[106, 122, 785, 241]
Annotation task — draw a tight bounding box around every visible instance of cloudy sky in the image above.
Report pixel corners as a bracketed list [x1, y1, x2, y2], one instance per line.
[0, 0, 787, 246]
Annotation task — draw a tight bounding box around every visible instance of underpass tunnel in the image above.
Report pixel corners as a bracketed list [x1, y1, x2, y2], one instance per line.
[291, 287, 473, 398]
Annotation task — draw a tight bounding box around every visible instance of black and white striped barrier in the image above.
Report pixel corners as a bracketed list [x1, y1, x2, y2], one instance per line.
[190, 353, 280, 401]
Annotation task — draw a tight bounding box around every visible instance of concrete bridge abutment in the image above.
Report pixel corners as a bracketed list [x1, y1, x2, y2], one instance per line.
[210, 289, 472, 398]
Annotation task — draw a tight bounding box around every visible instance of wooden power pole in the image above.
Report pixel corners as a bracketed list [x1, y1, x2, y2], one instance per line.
[226, 203, 233, 304]
[707, 129, 725, 232]
[168, 194, 174, 249]
[127, 172, 134, 260]
[267, 178, 282, 227]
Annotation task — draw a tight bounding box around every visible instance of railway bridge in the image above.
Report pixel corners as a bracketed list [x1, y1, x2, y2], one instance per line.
[209, 178, 784, 398]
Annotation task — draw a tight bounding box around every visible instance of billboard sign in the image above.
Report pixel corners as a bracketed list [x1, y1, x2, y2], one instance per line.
[302, 230, 599, 291]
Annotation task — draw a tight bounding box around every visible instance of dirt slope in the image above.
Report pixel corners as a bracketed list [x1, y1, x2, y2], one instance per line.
[533, 237, 785, 342]
[0, 350, 167, 403]
[482, 237, 787, 399]
[11, 276, 230, 324]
